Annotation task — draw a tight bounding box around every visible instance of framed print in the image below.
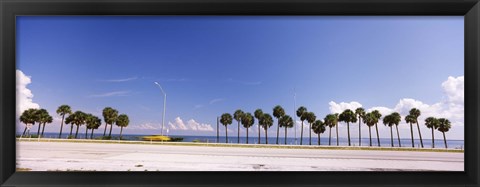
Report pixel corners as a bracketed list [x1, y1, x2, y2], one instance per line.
[1, 0, 479, 186]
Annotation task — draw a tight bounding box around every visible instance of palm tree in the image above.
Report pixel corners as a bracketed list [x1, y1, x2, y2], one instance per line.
[363, 112, 376, 146]
[296, 106, 307, 145]
[334, 113, 340, 146]
[273, 105, 285, 145]
[65, 111, 86, 139]
[425, 117, 440, 148]
[40, 115, 53, 137]
[383, 114, 394, 147]
[339, 109, 357, 146]
[260, 113, 273, 144]
[279, 115, 294, 145]
[233, 109, 244, 144]
[116, 114, 130, 140]
[437, 118, 451, 149]
[64, 113, 75, 138]
[35, 109, 49, 136]
[84, 114, 94, 139]
[405, 114, 416, 147]
[305, 112, 316, 145]
[19, 108, 38, 137]
[312, 120, 326, 145]
[102, 107, 118, 138]
[34, 109, 53, 138]
[254, 109, 263, 144]
[56, 105, 72, 138]
[390, 112, 402, 147]
[324, 114, 337, 146]
[409, 108, 424, 148]
[86, 115, 101, 139]
[355, 108, 365, 146]
[220, 113, 233, 143]
[241, 112, 255, 144]
[372, 110, 382, 147]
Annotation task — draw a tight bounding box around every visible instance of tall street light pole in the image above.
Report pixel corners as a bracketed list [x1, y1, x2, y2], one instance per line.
[154, 82, 167, 136]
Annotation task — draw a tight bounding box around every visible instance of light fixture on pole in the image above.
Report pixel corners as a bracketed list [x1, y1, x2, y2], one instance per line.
[154, 81, 167, 136]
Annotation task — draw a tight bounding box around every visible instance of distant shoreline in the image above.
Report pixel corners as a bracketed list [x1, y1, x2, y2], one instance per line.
[16, 138, 464, 153]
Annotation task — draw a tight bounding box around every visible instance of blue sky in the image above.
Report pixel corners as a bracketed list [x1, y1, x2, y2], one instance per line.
[16, 16, 464, 139]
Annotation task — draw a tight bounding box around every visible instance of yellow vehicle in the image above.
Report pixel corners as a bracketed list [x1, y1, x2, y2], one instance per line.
[141, 135, 171, 141]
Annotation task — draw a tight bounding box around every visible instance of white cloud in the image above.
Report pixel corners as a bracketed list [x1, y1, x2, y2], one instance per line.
[88, 91, 131, 97]
[194, 105, 204, 109]
[101, 77, 138, 82]
[331, 76, 464, 140]
[187, 119, 214, 132]
[442, 76, 464, 105]
[209, 98, 225, 105]
[16, 70, 40, 116]
[328, 101, 362, 114]
[168, 117, 214, 132]
[367, 106, 394, 116]
[168, 117, 188, 130]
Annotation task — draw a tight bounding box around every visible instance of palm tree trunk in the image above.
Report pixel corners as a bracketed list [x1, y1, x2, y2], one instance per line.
[375, 123, 380, 147]
[238, 121, 240, 144]
[265, 127, 268, 144]
[300, 121, 304, 145]
[59, 115, 65, 138]
[369, 126, 372, 147]
[69, 124, 74, 137]
[91, 129, 94, 139]
[276, 121, 280, 144]
[443, 132, 447, 148]
[216, 117, 219, 143]
[410, 123, 414, 147]
[431, 128, 435, 148]
[396, 125, 401, 147]
[358, 118, 361, 146]
[416, 122, 424, 148]
[246, 128, 249, 144]
[284, 127, 287, 145]
[41, 123, 46, 137]
[309, 123, 312, 145]
[336, 123, 339, 146]
[75, 125, 80, 139]
[225, 125, 228, 143]
[109, 124, 113, 137]
[329, 127, 332, 146]
[390, 126, 393, 147]
[258, 124, 261, 144]
[103, 123, 108, 136]
[37, 123, 41, 136]
[347, 122, 351, 146]
[318, 133, 320, 145]
[22, 126, 28, 137]
[120, 126, 123, 140]
[85, 126, 88, 139]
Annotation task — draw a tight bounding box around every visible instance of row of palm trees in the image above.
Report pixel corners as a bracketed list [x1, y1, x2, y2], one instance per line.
[19, 105, 130, 139]
[219, 106, 452, 148]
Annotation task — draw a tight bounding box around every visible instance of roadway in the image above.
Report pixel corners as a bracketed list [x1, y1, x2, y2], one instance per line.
[16, 141, 464, 171]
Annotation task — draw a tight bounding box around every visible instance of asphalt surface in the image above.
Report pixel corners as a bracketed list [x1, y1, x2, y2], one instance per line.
[16, 141, 464, 171]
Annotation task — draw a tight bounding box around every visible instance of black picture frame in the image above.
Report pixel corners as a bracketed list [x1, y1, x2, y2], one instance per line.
[1, 0, 478, 186]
